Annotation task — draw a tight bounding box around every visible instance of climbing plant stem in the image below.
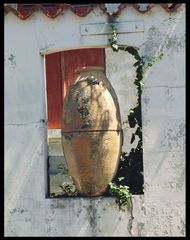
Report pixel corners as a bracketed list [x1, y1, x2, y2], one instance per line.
[108, 23, 163, 209]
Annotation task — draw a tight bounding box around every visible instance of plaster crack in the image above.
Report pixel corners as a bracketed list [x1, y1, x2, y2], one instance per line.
[128, 197, 134, 237]
[5, 119, 47, 126]
[144, 85, 185, 89]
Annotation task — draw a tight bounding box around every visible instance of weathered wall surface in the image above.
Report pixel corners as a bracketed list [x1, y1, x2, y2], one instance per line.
[5, 4, 185, 236]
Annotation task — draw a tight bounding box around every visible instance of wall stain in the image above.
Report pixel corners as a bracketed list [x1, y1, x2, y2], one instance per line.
[76, 202, 83, 217]
[179, 219, 185, 235]
[10, 207, 28, 214]
[86, 200, 102, 236]
[8, 54, 16, 66]
[165, 88, 175, 102]
[137, 222, 145, 236]
[140, 21, 185, 63]
[143, 96, 150, 105]
[25, 218, 31, 222]
[160, 121, 185, 150]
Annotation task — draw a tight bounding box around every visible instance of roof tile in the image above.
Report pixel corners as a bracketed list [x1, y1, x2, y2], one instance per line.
[4, 4, 183, 20]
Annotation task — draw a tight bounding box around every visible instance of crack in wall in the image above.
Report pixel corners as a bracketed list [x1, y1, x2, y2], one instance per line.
[127, 198, 134, 236]
[144, 85, 185, 89]
[5, 119, 47, 126]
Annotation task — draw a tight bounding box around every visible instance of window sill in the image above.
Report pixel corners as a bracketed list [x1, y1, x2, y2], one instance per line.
[48, 129, 63, 157]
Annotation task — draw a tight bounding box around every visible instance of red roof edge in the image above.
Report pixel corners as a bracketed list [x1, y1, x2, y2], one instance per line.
[4, 4, 183, 20]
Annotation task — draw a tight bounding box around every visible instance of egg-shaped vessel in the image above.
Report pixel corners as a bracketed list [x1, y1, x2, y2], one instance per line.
[61, 66, 123, 196]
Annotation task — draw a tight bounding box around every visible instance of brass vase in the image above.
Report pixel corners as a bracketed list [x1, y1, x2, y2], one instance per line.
[61, 66, 123, 196]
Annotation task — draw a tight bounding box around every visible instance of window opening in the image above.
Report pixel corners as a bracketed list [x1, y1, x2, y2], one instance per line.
[45, 48, 144, 198]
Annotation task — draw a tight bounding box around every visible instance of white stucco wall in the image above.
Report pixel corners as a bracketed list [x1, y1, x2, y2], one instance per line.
[5, 4, 185, 236]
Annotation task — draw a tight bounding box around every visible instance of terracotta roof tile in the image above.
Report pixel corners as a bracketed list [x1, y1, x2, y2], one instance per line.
[4, 4, 183, 20]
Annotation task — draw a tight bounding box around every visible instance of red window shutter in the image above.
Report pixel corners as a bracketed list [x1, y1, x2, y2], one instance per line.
[62, 48, 105, 100]
[45, 48, 105, 129]
[45, 52, 63, 129]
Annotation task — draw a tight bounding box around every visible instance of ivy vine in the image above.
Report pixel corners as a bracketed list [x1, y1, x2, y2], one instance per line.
[107, 24, 164, 209]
